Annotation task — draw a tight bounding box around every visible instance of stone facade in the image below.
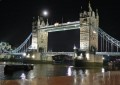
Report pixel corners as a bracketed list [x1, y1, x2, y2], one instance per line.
[32, 17, 48, 60]
[79, 2, 102, 63]
[38, 30, 48, 52]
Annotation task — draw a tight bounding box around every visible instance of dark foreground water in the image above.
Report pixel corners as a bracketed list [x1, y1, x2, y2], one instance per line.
[0, 63, 104, 80]
[1, 63, 120, 85]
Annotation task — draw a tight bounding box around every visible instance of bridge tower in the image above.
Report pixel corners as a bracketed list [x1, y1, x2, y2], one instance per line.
[80, 1, 102, 62]
[31, 16, 48, 60]
[37, 17, 48, 53]
[31, 17, 38, 50]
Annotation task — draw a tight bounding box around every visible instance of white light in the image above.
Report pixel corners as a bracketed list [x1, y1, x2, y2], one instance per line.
[102, 57, 105, 60]
[43, 10, 48, 16]
[26, 54, 30, 58]
[93, 30, 96, 34]
[20, 73, 26, 79]
[54, 23, 59, 26]
[32, 55, 35, 59]
[23, 53, 26, 56]
[32, 44, 37, 49]
[101, 68, 105, 73]
[77, 54, 83, 60]
[85, 69, 89, 75]
[67, 66, 72, 76]
[67, 22, 70, 24]
[73, 45, 77, 50]
[86, 53, 90, 60]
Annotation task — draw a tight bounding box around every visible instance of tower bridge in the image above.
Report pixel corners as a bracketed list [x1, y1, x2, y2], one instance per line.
[2, 1, 120, 63]
[30, 2, 102, 62]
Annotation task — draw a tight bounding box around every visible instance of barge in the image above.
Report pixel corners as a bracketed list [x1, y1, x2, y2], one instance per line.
[4, 64, 34, 75]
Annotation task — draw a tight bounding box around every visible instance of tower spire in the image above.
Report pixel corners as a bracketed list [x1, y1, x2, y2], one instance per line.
[81, 6, 83, 12]
[37, 16, 40, 26]
[88, 1, 92, 12]
[80, 6, 83, 17]
[46, 19, 49, 26]
[96, 9, 99, 17]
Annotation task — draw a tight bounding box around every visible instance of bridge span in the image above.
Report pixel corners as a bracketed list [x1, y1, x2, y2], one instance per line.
[42, 52, 74, 57]
[96, 52, 120, 56]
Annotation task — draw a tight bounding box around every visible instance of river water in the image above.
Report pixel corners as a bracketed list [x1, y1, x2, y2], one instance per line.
[0, 63, 103, 80]
[1, 63, 120, 85]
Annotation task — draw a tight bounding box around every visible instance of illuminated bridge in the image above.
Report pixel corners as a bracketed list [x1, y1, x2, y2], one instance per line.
[2, 2, 120, 63]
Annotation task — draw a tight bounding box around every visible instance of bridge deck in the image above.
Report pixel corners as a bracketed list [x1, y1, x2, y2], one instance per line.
[96, 52, 120, 56]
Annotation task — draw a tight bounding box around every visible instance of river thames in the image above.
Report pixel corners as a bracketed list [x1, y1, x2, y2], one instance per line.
[0, 63, 120, 85]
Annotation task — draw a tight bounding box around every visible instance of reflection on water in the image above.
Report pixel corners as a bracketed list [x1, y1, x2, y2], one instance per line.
[0, 64, 120, 85]
[0, 64, 103, 80]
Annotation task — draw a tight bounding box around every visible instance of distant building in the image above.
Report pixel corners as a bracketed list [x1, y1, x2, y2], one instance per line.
[0, 42, 12, 59]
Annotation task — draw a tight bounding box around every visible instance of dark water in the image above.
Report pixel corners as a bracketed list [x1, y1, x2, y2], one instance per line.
[0, 64, 104, 80]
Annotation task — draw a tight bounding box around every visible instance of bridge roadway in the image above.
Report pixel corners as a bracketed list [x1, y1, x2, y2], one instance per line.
[0, 52, 75, 57]
[96, 52, 120, 56]
[3, 51, 120, 57]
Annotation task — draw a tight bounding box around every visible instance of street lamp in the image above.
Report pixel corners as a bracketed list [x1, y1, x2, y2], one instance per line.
[73, 45, 77, 58]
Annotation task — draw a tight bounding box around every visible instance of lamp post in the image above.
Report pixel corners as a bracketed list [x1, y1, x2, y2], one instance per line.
[73, 45, 77, 66]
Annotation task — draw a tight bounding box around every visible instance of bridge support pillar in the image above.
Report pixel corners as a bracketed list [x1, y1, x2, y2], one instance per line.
[46, 56, 53, 61]
[32, 52, 40, 60]
[74, 53, 103, 67]
[88, 54, 103, 63]
[35, 52, 41, 60]
[29, 51, 41, 60]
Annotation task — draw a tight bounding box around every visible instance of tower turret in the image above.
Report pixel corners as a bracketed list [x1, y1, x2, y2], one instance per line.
[88, 1, 92, 12]
[79, 0, 100, 62]
[37, 16, 40, 27]
[40, 17, 45, 27]
[46, 19, 49, 26]
[88, 1, 92, 17]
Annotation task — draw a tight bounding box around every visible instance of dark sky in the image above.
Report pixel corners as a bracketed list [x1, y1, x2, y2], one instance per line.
[0, 0, 120, 48]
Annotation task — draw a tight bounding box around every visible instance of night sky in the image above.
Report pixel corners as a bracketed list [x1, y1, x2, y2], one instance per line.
[0, 0, 120, 49]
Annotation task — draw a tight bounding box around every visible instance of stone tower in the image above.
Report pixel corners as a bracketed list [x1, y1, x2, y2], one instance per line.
[80, 1, 102, 62]
[31, 16, 49, 60]
[37, 17, 48, 53]
[31, 17, 38, 50]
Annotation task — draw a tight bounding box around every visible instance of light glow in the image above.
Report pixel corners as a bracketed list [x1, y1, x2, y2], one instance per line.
[86, 53, 90, 60]
[26, 54, 30, 58]
[77, 54, 83, 60]
[101, 68, 105, 73]
[102, 57, 105, 60]
[20, 73, 26, 79]
[67, 66, 72, 76]
[23, 53, 26, 56]
[32, 54, 35, 59]
[93, 30, 96, 34]
[43, 10, 48, 16]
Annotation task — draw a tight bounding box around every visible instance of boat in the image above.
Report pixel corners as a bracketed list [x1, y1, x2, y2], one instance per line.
[4, 64, 34, 75]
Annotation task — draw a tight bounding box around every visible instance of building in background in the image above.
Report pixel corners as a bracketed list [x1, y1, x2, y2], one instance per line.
[0, 42, 12, 59]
